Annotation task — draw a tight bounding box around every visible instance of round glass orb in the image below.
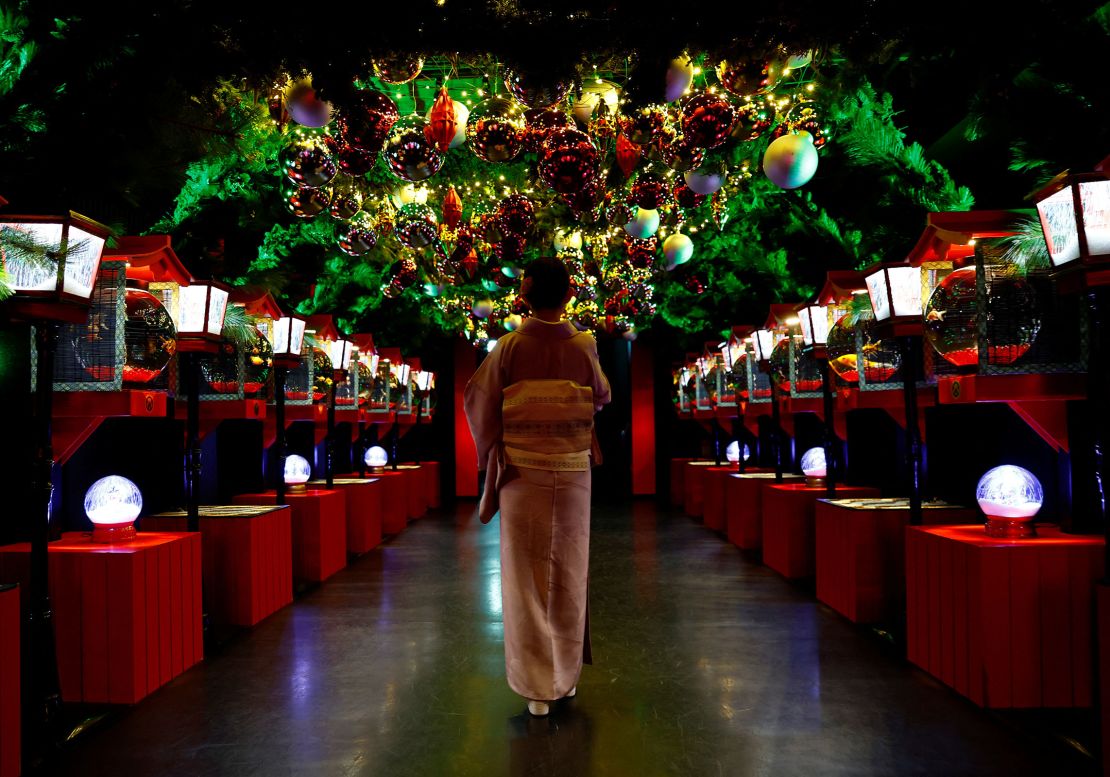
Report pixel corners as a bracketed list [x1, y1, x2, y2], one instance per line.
[357, 361, 373, 407]
[364, 445, 389, 468]
[730, 352, 750, 400]
[122, 288, 176, 385]
[85, 475, 142, 543]
[284, 454, 311, 485]
[199, 342, 240, 394]
[769, 337, 821, 393]
[800, 447, 827, 478]
[826, 308, 901, 385]
[243, 331, 273, 397]
[924, 266, 1041, 368]
[976, 465, 1042, 518]
[725, 441, 751, 463]
[312, 347, 334, 401]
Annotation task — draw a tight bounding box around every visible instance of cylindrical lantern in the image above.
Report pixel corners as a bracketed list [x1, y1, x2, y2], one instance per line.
[863, 262, 923, 336]
[976, 465, 1043, 538]
[752, 328, 779, 364]
[176, 280, 231, 348]
[84, 475, 142, 544]
[800, 447, 827, 488]
[1033, 168, 1110, 269]
[364, 445, 389, 473]
[324, 338, 354, 378]
[798, 303, 829, 351]
[272, 313, 307, 363]
[284, 454, 312, 491]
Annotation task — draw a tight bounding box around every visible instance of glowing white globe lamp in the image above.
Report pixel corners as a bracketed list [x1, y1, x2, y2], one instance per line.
[284, 454, 312, 491]
[725, 441, 751, 464]
[976, 465, 1043, 538]
[364, 445, 389, 473]
[84, 475, 142, 543]
[800, 446, 827, 488]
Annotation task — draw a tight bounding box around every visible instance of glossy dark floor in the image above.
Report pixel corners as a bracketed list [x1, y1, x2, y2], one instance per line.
[47, 500, 1094, 776]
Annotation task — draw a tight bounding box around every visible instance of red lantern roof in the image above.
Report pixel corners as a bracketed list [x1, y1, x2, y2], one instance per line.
[906, 210, 1028, 267]
[763, 303, 798, 330]
[377, 346, 403, 363]
[304, 314, 341, 341]
[229, 286, 283, 319]
[106, 235, 192, 284]
[350, 333, 376, 354]
[815, 270, 866, 303]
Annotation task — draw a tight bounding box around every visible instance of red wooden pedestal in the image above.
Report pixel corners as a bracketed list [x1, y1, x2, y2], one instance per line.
[702, 467, 739, 532]
[762, 484, 880, 580]
[669, 458, 698, 508]
[421, 461, 442, 508]
[372, 471, 410, 535]
[815, 499, 977, 624]
[1098, 583, 1110, 775]
[724, 473, 803, 550]
[683, 461, 722, 518]
[906, 525, 1105, 708]
[233, 491, 347, 584]
[309, 479, 383, 555]
[0, 585, 18, 777]
[142, 506, 293, 627]
[395, 465, 427, 519]
[0, 533, 203, 705]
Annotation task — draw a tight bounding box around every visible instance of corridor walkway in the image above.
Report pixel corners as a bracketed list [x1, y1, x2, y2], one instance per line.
[48, 501, 1094, 776]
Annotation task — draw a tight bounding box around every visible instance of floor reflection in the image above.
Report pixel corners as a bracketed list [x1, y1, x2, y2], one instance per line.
[508, 704, 593, 777]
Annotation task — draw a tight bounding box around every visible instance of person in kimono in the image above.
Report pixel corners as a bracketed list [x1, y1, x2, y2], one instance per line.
[464, 256, 611, 717]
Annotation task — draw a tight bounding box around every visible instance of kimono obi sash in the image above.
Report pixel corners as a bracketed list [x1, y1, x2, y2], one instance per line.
[502, 379, 594, 472]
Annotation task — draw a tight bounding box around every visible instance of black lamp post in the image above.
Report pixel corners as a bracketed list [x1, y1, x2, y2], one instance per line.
[752, 326, 784, 482]
[863, 261, 926, 526]
[323, 337, 354, 489]
[412, 370, 434, 465]
[0, 210, 110, 751]
[174, 280, 230, 532]
[798, 301, 838, 497]
[270, 312, 306, 503]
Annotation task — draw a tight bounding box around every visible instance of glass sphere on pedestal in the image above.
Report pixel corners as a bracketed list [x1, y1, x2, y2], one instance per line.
[243, 331, 273, 397]
[976, 465, 1043, 538]
[769, 338, 792, 391]
[357, 361, 373, 407]
[769, 335, 823, 394]
[284, 454, 312, 492]
[826, 308, 901, 385]
[364, 445, 389, 473]
[312, 347, 334, 401]
[84, 475, 142, 543]
[800, 447, 827, 488]
[725, 441, 751, 463]
[121, 288, 177, 385]
[200, 342, 240, 394]
[924, 266, 1041, 369]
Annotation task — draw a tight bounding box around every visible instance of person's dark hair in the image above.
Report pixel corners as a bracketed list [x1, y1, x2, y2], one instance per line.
[521, 257, 571, 311]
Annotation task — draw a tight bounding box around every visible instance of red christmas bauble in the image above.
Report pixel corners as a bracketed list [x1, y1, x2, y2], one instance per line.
[503, 69, 573, 108]
[561, 177, 604, 215]
[494, 235, 527, 264]
[523, 108, 573, 152]
[373, 55, 424, 85]
[672, 181, 707, 208]
[625, 236, 658, 268]
[497, 194, 536, 237]
[338, 216, 378, 256]
[538, 128, 601, 194]
[681, 92, 736, 149]
[336, 144, 376, 176]
[382, 117, 443, 182]
[467, 98, 525, 163]
[715, 58, 774, 98]
[732, 98, 776, 142]
[630, 172, 671, 209]
[394, 203, 438, 249]
[621, 107, 666, 146]
[661, 136, 705, 172]
[336, 91, 399, 153]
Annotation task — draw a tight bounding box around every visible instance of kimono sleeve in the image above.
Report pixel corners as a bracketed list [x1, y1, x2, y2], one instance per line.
[463, 344, 504, 471]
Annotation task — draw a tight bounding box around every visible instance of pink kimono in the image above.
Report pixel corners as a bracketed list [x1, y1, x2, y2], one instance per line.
[464, 318, 611, 701]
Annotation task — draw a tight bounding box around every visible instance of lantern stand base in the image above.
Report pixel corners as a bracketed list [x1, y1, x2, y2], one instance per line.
[287, 484, 308, 494]
[984, 517, 1037, 539]
[805, 476, 827, 490]
[90, 524, 136, 544]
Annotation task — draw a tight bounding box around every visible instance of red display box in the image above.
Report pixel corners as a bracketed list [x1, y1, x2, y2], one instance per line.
[309, 478, 383, 555]
[724, 473, 803, 550]
[815, 498, 978, 624]
[233, 491, 347, 584]
[762, 484, 880, 580]
[684, 461, 724, 517]
[669, 458, 699, 508]
[421, 461, 442, 509]
[394, 465, 427, 519]
[0, 532, 203, 705]
[906, 525, 1105, 708]
[371, 471, 410, 535]
[702, 467, 740, 532]
[142, 506, 293, 627]
[0, 585, 17, 777]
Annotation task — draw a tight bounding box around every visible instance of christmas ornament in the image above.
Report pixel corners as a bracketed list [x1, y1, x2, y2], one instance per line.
[672, 181, 707, 208]
[554, 228, 583, 252]
[503, 68, 573, 108]
[625, 237, 658, 268]
[780, 101, 827, 149]
[588, 103, 618, 144]
[281, 132, 338, 188]
[283, 77, 333, 128]
[502, 313, 524, 332]
[711, 189, 730, 230]
[561, 177, 604, 215]
[455, 248, 480, 283]
[282, 181, 332, 218]
[394, 203, 439, 249]
[732, 97, 776, 141]
[372, 55, 424, 84]
[337, 91, 399, 152]
[684, 168, 724, 195]
[622, 107, 666, 146]
[442, 186, 463, 229]
[338, 214, 378, 256]
[391, 183, 429, 208]
[538, 128, 600, 194]
[615, 133, 641, 178]
[497, 194, 536, 237]
[495, 235, 527, 266]
[684, 272, 708, 294]
[661, 136, 705, 172]
[472, 299, 494, 319]
[715, 58, 774, 98]
[763, 131, 819, 189]
[571, 79, 620, 125]
[425, 86, 463, 151]
[328, 182, 362, 220]
[467, 97, 525, 163]
[681, 92, 736, 149]
[631, 172, 671, 209]
[663, 232, 694, 269]
[523, 108, 573, 153]
[665, 57, 695, 102]
[336, 144, 375, 176]
[382, 117, 444, 182]
[624, 208, 660, 239]
[389, 258, 420, 291]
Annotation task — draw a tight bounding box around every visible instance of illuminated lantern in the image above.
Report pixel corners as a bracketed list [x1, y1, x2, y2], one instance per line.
[284, 454, 312, 490]
[84, 475, 142, 543]
[324, 338, 354, 377]
[864, 261, 924, 337]
[976, 465, 1043, 538]
[797, 302, 829, 354]
[725, 441, 751, 463]
[175, 281, 230, 348]
[800, 447, 827, 488]
[272, 313, 307, 364]
[1033, 166, 1110, 270]
[364, 445, 389, 472]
